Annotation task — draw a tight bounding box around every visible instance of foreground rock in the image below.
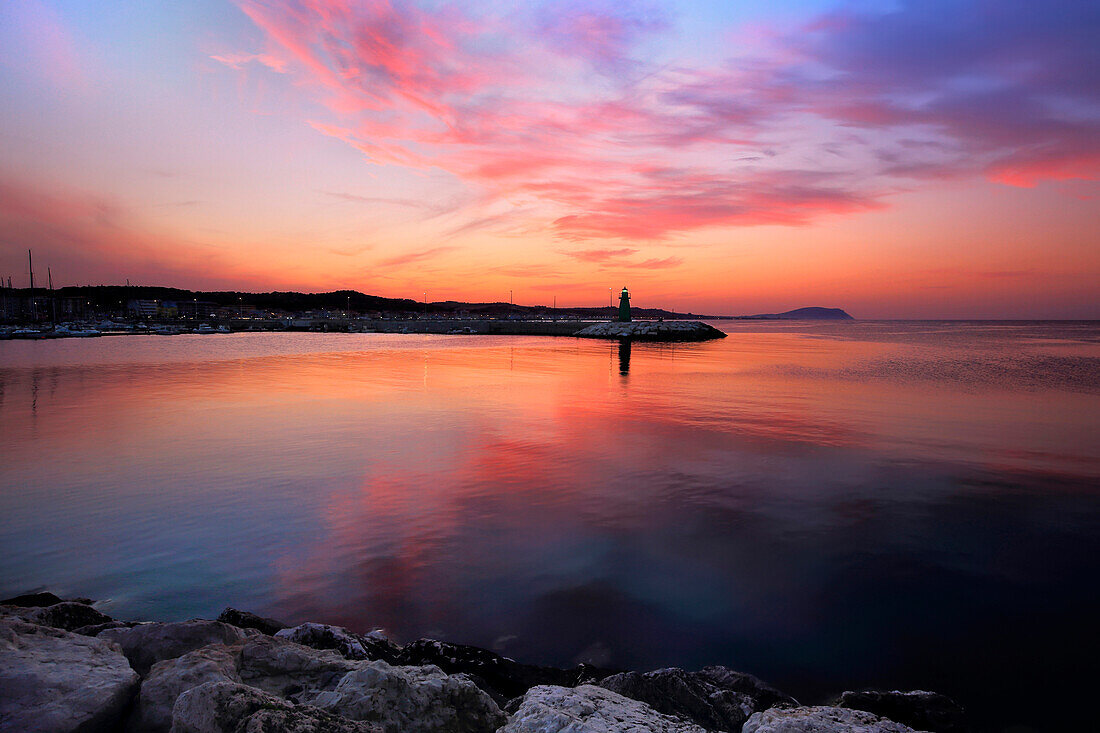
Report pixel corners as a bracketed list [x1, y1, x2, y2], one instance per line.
[835, 691, 966, 733]
[170, 680, 379, 733]
[132, 645, 242, 733]
[216, 607, 287, 636]
[2, 599, 115, 632]
[599, 666, 797, 731]
[1, 591, 65, 607]
[308, 660, 506, 733]
[502, 684, 708, 733]
[1, 587, 975, 733]
[135, 635, 507, 732]
[743, 706, 925, 733]
[236, 634, 356, 702]
[275, 622, 400, 664]
[28, 601, 115, 632]
[0, 618, 139, 733]
[398, 638, 612, 705]
[100, 620, 255, 675]
[575, 321, 727, 342]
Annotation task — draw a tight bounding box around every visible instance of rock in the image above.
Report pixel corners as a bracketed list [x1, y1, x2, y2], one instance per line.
[131, 645, 242, 733]
[834, 691, 966, 733]
[169, 680, 379, 733]
[501, 684, 708, 733]
[599, 666, 796, 731]
[308, 660, 506, 733]
[575, 321, 726, 342]
[742, 706, 925, 733]
[398, 638, 614, 705]
[275, 622, 401, 664]
[29, 601, 114, 631]
[2, 600, 115, 632]
[237, 707, 380, 733]
[100, 620, 255, 675]
[237, 634, 356, 702]
[1, 591, 64, 607]
[73, 620, 142, 637]
[216, 607, 287, 636]
[0, 617, 139, 733]
[132, 634, 367, 732]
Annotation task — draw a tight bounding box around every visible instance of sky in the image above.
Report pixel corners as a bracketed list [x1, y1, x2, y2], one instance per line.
[0, 0, 1097, 318]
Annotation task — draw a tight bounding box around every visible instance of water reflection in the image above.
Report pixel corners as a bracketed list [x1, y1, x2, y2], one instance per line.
[0, 326, 1098, 730]
[618, 340, 631, 375]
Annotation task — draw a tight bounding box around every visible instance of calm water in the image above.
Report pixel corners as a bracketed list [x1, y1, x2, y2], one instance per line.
[2, 322, 1098, 730]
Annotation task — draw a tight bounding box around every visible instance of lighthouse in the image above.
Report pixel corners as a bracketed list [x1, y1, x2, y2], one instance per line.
[617, 286, 631, 322]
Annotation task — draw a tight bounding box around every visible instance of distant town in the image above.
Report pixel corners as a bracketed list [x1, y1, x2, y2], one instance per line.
[2, 276, 852, 340]
[0, 281, 723, 338]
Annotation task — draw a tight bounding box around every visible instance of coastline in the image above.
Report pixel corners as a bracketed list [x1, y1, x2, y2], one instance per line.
[1, 591, 968, 733]
[1, 318, 727, 342]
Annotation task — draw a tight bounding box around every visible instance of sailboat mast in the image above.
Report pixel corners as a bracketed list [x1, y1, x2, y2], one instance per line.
[48, 267, 56, 324]
[28, 249, 36, 320]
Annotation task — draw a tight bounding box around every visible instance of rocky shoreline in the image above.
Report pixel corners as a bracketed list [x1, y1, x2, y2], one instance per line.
[1, 592, 968, 733]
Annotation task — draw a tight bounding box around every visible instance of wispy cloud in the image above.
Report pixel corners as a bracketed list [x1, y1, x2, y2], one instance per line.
[559, 246, 682, 270]
[210, 52, 287, 73]
[376, 245, 457, 268]
[560, 248, 638, 263]
[0, 178, 265, 289]
[219, 0, 1100, 243]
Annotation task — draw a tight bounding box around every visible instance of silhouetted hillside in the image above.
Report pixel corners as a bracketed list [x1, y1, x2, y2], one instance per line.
[741, 307, 854, 320]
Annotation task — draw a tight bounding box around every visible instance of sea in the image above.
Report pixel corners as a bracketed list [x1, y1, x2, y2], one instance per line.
[1, 320, 1097, 730]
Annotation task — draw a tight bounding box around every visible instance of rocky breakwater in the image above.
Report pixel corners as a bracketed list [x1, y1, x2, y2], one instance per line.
[575, 321, 727, 342]
[1, 592, 968, 733]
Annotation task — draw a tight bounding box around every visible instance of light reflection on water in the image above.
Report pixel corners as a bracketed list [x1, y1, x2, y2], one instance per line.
[1, 322, 1098, 730]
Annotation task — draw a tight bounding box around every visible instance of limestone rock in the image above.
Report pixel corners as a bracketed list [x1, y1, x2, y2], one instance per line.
[834, 691, 966, 733]
[217, 607, 287, 636]
[32, 602, 114, 631]
[237, 707, 381, 733]
[275, 622, 400, 664]
[599, 666, 796, 731]
[131, 645, 242, 733]
[308, 660, 506, 733]
[399, 638, 612, 705]
[742, 706, 925, 733]
[73, 620, 141, 637]
[169, 680, 378, 733]
[100, 620, 254, 675]
[237, 634, 356, 701]
[2, 600, 115, 632]
[0, 591, 64, 607]
[0, 617, 139, 733]
[501, 684, 708, 733]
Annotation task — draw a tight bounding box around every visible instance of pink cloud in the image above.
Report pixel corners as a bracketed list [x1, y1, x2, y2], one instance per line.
[0, 0, 87, 88]
[376, 245, 457, 268]
[220, 0, 1100, 248]
[0, 179, 273, 290]
[561, 248, 638, 263]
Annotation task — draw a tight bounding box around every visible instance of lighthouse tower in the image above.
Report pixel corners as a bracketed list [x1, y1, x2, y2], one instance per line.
[617, 286, 631, 322]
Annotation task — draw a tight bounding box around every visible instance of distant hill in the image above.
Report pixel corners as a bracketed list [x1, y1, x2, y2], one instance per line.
[739, 307, 854, 320]
[2, 285, 710, 320]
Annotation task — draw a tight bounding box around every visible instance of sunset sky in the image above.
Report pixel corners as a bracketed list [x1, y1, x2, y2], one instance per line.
[1, 0, 1097, 317]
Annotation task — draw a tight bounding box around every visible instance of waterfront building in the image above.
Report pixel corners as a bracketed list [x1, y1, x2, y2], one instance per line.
[127, 300, 159, 318]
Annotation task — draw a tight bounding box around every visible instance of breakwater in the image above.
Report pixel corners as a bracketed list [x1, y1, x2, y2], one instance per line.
[352, 319, 725, 341]
[1, 592, 969, 733]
